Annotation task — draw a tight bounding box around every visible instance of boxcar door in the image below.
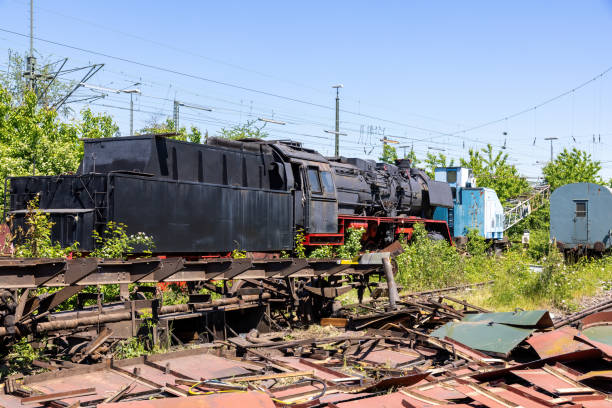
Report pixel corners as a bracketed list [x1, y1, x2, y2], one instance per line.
[304, 166, 338, 233]
[572, 200, 588, 242]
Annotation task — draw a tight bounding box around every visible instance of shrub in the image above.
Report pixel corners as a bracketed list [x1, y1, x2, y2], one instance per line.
[395, 224, 471, 290]
[13, 195, 79, 258]
[90, 221, 155, 259]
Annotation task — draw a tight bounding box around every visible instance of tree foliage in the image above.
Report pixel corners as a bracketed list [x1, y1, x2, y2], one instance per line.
[424, 152, 454, 178]
[216, 120, 267, 140]
[0, 87, 118, 197]
[12, 195, 79, 258]
[90, 221, 155, 259]
[542, 148, 602, 191]
[403, 148, 420, 166]
[460, 144, 529, 202]
[379, 143, 398, 164]
[139, 117, 202, 143]
[0, 50, 75, 116]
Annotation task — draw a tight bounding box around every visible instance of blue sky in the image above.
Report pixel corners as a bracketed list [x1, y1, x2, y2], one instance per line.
[1, 1, 612, 179]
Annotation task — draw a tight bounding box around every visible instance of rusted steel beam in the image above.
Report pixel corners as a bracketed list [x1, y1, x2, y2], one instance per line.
[0, 257, 381, 289]
[441, 295, 491, 313]
[21, 387, 97, 404]
[0, 293, 273, 337]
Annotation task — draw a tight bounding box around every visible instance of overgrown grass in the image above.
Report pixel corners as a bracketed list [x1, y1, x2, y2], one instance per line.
[395, 224, 612, 311]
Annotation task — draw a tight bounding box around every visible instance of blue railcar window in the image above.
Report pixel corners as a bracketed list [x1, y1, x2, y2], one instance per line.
[447, 171, 457, 183]
[575, 201, 587, 217]
[307, 168, 322, 193]
[320, 171, 335, 192]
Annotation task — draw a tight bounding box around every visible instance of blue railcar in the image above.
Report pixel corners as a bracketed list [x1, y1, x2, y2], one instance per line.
[550, 182, 612, 253]
[433, 167, 504, 240]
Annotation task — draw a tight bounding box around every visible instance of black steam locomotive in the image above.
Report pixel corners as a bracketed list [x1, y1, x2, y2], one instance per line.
[7, 135, 453, 254]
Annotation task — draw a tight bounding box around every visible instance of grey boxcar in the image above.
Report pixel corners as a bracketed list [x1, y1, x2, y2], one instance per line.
[550, 182, 612, 253]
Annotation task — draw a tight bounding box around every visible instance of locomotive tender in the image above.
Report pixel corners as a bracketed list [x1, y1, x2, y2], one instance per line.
[8, 135, 453, 254]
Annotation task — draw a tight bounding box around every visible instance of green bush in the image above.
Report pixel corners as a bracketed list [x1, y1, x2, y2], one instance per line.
[395, 224, 476, 290]
[90, 221, 155, 259]
[394, 223, 612, 311]
[13, 196, 79, 258]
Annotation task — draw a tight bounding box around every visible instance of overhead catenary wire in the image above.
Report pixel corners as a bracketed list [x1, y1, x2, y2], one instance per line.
[0, 29, 603, 170]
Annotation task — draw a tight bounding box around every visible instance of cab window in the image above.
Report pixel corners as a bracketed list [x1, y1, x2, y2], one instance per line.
[320, 171, 335, 192]
[307, 167, 322, 193]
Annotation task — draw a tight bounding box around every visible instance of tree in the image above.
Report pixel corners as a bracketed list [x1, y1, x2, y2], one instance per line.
[80, 108, 120, 139]
[0, 50, 74, 116]
[542, 148, 602, 191]
[217, 120, 267, 140]
[379, 143, 398, 164]
[0, 86, 118, 197]
[139, 117, 202, 143]
[460, 144, 529, 202]
[424, 152, 454, 178]
[403, 148, 420, 166]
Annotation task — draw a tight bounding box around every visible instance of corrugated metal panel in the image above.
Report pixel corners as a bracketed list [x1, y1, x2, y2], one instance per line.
[430, 321, 534, 357]
[462, 310, 553, 328]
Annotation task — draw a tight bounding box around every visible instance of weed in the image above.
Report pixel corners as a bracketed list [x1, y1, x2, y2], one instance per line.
[90, 221, 154, 259]
[13, 195, 79, 258]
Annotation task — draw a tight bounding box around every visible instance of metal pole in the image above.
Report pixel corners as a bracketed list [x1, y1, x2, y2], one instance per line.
[173, 100, 179, 133]
[29, 0, 33, 58]
[544, 137, 558, 162]
[129, 93, 134, 135]
[550, 140, 553, 162]
[382, 256, 399, 310]
[26, 0, 35, 91]
[335, 88, 340, 156]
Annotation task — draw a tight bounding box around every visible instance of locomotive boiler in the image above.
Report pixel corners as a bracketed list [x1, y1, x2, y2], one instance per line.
[7, 135, 453, 254]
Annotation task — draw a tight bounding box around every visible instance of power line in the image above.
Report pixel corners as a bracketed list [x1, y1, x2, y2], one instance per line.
[449, 64, 612, 137]
[0, 27, 470, 141]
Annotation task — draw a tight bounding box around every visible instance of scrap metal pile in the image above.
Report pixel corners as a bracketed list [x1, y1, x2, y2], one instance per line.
[0, 255, 388, 354]
[0, 285, 610, 407]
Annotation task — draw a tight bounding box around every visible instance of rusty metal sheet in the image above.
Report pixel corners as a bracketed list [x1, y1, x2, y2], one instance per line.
[414, 384, 468, 401]
[505, 384, 560, 404]
[454, 384, 514, 408]
[510, 368, 587, 395]
[581, 311, 612, 328]
[526, 326, 593, 358]
[335, 391, 411, 407]
[151, 352, 260, 380]
[353, 372, 429, 393]
[359, 349, 421, 368]
[98, 391, 275, 408]
[462, 310, 553, 328]
[430, 321, 534, 357]
[569, 395, 612, 408]
[275, 357, 349, 381]
[490, 387, 554, 408]
[577, 333, 612, 358]
[471, 348, 603, 382]
[26, 369, 152, 405]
